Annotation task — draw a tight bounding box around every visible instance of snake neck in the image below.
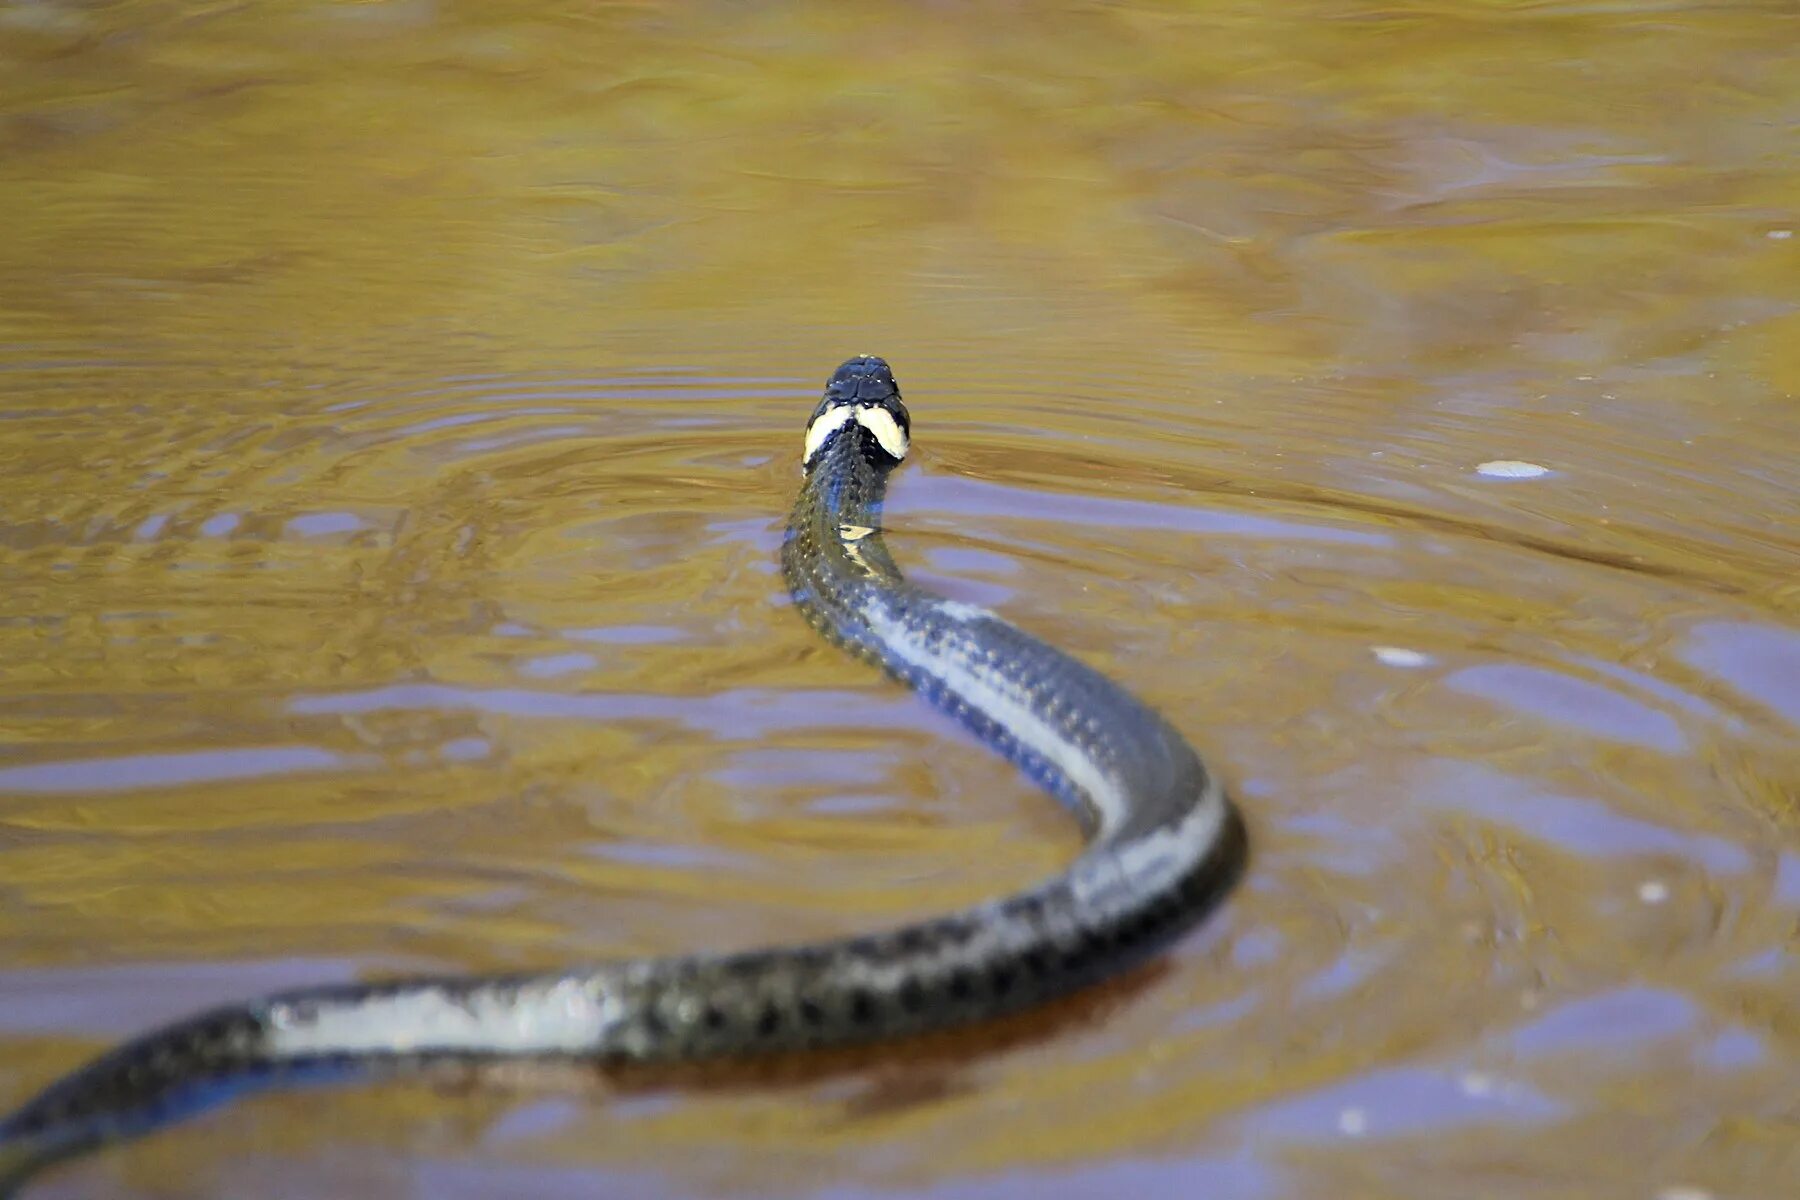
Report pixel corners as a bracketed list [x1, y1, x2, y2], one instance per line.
[781, 429, 1212, 853]
[784, 433, 906, 603]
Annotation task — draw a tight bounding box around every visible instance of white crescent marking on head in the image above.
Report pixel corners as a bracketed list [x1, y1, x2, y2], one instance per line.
[802, 405, 857, 466]
[852, 407, 908, 460]
[802, 404, 908, 466]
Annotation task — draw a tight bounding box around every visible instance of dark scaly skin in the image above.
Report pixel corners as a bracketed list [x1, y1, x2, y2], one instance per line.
[0, 357, 1245, 1194]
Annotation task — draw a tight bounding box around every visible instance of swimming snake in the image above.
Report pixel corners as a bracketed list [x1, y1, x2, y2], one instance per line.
[0, 355, 1245, 1192]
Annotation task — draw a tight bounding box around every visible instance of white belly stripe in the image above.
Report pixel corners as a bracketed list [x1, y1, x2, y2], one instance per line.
[862, 599, 1131, 836]
[267, 978, 620, 1057]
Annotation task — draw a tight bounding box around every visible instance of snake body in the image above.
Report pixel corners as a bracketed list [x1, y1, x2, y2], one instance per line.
[0, 356, 1244, 1192]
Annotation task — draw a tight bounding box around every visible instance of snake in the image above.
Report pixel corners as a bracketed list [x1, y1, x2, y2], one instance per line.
[0, 356, 1245, 1193]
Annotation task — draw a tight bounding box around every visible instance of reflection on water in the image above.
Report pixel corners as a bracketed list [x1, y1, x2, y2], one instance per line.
[2, 0, 1796, 1196]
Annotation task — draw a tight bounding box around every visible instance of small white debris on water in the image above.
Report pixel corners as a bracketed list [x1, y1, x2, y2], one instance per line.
[1638, 879, 1670, 904]
[1476, 460, 1550, 479]
[1372, 646, 1432, 668]
[1337, 1107, 1368, 1136]
[1768, 229, 1792, 240]
[1458, 1071, 1495, 1098]
[1655, 1188, 1714, 1200]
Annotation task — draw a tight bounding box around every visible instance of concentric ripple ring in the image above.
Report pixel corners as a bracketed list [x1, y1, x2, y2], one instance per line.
[0, 355, 1246, 1193]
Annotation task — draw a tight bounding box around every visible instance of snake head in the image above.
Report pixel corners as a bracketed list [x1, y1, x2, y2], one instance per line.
[803, 356, 911, 470]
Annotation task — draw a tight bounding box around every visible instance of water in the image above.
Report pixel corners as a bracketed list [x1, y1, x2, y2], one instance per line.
[2, 2, 1796, 1196]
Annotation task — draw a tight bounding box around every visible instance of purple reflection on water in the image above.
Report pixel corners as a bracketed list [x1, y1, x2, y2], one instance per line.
[404, 1161, 702, 1200]
[803, 794, 902, 817]
[1279, 810, 1401, 876]
[416, 1151, 1234, 1200]
[397, 406, 574, 436]
[1168, 988, 1261, 1036]
[480, 1099, 586, 1145]
[0, 745, 353, 794]
[1568, 653, 1739, 727]
[0, 959, 363, 1036]
[289, 685, 928, 742]
[1698, 1028, 1766, 1072]
[1236, 1064, 1561, 1144]
[519, 652, 599, 679]
[588, 838, 749, 872]
[1297, 945, 1389, 1002]
[459, 424, 596, 454]
[1408, 760, 1750, 874]
[817, 1155, 1274, 1200]
[703, 514, 782, 553]
[712, 748, 894, 791]
[1230, 928, 1284, 969]
[926, 546, 1021, 575]
[1443, 663, 1687, 752]
[402, 376, 804, 398]
[438, 736, 491, 762]
[1679, 619, 1800, 724]
[286, 511, 365, 538]
[1776, 854, 1800, 906]
[906, 569, 1015, 610]
[893, 471, 1393, 546]
[563, 624, 690, 645]
[1727, 946, 1787, 979]
[1508, 987, 1696, 1057]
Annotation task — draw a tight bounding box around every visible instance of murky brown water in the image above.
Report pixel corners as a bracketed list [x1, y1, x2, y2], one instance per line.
[3, 1, 1797, 1197]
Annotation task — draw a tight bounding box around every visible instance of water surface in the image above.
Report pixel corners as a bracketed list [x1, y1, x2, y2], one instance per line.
[2, 2, 1796, 1197]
